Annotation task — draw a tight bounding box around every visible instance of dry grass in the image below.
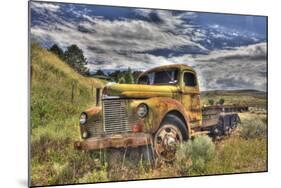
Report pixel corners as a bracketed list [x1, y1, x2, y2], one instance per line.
[200, 90, 266, 107]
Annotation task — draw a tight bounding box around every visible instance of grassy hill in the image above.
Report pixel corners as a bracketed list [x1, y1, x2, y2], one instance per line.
[30, 43, 105, 186]
[201, 89, 267, 107]
[31, 43, 103, 129]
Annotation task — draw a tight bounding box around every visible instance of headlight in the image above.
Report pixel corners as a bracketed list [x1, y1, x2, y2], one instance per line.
[82, 131, 88, 138]
[80, 113, 87, 125]
[137, 103, 148, 118]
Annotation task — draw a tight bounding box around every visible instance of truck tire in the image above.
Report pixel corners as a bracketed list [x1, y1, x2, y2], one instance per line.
[154, 114, 188, 162]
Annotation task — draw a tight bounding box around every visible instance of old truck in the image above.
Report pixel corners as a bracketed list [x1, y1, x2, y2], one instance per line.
[74, 64, 240, 161]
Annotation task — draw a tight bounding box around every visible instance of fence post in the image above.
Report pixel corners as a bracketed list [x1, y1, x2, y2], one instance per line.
[71, 81, 75, 103]
[96, 88, 101, 106]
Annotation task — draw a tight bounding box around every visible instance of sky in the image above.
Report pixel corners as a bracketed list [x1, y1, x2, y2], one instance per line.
[30, 1, 267, 91]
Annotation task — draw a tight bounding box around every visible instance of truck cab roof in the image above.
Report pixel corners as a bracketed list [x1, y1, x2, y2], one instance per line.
[139, 64, 195, 78]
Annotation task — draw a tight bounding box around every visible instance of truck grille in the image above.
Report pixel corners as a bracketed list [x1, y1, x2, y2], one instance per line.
[103, 99, 132, 134]
[85, 120, 103, 137]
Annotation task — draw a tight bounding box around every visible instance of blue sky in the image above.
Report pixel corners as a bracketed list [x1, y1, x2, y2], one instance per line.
[30, 1, 267, 91]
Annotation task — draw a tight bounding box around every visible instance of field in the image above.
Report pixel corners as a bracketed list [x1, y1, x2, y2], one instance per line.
[201, 90, 267, 107]
[30, 44, 267, 186]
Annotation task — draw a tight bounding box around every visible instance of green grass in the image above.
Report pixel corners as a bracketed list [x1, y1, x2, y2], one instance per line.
[204, 136, 266, 174]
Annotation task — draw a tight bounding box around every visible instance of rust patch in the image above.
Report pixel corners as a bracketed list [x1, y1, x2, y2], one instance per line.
[74, 133, 152, 150]
[84, 106, 102, 116]
[145, 97, 191, 136]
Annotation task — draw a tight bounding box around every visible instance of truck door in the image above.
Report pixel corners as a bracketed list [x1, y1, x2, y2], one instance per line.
[181, 71, 202, 127]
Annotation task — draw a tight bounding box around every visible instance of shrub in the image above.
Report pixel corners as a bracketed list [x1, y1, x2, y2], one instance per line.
[239, 117, 267, 139]
[208, 99, 214, 105]
[218, 98, 225, 105]
[176, 135, 215, 175]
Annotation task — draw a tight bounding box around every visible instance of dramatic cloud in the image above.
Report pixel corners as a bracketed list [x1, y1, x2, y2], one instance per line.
[30, 2, 267, 91]
[31, 3, 206, 57]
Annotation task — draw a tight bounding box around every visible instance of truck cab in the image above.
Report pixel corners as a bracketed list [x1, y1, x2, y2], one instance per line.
[137, 64, 202, 127]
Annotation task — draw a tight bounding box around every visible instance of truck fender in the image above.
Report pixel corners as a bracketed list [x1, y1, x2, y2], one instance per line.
[83, 106, 102, 121]
[145, 97, 191, 138]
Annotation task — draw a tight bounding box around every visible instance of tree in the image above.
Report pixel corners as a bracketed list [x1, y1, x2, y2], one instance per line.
[124, 67, 134, 84]
[118, 76, 126, 83]
[132, 71, 143, 83]
[49, 44, 64, 59]
[208, 99, 214, 105]
[218, 98, 225, 105]
[64, 44, 89, 75]
[109, 70, 121, 82]
[94, 69, 106, 76]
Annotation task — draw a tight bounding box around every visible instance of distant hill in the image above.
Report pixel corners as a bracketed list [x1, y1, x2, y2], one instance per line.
[200, 89, 267, 107]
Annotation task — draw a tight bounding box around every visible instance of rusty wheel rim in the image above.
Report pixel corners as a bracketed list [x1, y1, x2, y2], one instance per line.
[154, 124, 183, 162]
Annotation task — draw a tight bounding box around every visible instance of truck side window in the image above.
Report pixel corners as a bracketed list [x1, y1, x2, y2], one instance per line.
[138, 75, 149, 85]
[184, 72, 197, 87]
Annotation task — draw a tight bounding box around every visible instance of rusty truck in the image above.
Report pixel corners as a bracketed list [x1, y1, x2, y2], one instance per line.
[74, 64, 240, 161]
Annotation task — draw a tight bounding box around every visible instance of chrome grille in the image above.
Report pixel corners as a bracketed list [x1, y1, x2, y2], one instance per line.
[85, 120, 103, 137]
[103, 99, 132, 134]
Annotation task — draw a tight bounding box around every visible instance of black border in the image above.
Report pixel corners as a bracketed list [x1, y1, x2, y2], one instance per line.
[28, 0, 269, 187]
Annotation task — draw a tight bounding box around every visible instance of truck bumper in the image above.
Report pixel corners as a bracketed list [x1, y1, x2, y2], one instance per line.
[74, 132, 152, 150]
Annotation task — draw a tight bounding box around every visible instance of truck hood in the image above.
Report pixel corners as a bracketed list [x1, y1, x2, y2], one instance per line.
[104, 83, 179, 99]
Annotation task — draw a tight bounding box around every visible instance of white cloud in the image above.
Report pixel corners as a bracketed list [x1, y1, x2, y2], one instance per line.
[31, 2, 60, 13]
[196, 42, 266, 62]
[166, 43, 267, 91]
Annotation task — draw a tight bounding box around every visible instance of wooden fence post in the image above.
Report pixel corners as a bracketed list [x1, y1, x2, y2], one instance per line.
[71, 81, 75, 103]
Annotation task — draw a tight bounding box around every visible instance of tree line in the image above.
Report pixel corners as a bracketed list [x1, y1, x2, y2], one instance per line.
[49, 44, 143, 84]
[93, 68, 142, 84]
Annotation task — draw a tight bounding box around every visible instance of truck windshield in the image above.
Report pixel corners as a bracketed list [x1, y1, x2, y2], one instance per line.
[138, 69, 178, 85]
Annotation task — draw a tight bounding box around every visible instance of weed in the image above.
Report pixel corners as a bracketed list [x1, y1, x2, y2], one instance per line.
[175, 135, 215, 175]
[239, 114, 267, 139]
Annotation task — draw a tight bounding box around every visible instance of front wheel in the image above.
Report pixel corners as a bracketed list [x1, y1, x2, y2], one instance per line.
[154, 114, 188, 162]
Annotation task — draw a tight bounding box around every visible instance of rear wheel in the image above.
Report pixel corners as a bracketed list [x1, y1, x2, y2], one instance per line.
[154, 114, 188, 162]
